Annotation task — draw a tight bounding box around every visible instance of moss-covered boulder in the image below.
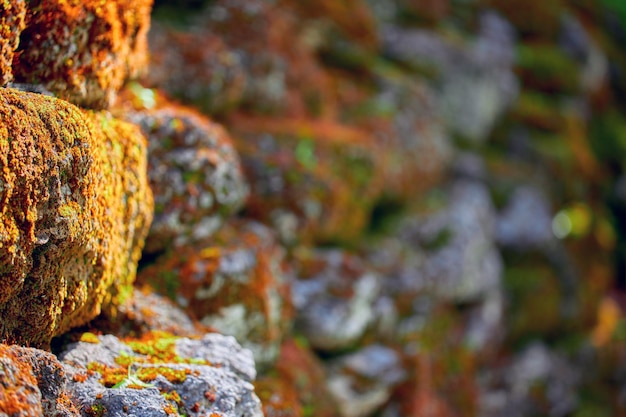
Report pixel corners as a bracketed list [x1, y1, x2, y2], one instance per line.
[0, 0, 26, 86]
[0, 88, 153, 347]
[13, 0, 153, 109]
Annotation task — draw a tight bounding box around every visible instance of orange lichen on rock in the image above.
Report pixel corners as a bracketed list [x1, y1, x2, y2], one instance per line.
[13, 0, 153, 109]
[0, 344, 43, 415]
[0, 88, 153, 347]
[0, 0, 26, 86]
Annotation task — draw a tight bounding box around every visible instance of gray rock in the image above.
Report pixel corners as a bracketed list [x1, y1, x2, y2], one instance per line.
[292, 250, 382, 351]
[560, 14, 608, 93]
[375, 80, 454, 199]
[60, 333, 263, 417]
[5, 346, 78, 416]
[175, 333, 257, 382]
[326, 345, 406, 417]
[464, 290, 505, 351]
[113, 289, 200, 336]
[126, 104, 248, 253]
[60, 335, 134, 369]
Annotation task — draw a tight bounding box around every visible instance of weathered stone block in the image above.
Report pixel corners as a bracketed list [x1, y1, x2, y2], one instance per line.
[119, 88, 248, 253]
[0, 89, 153, 347]
[0, 0, 26, 86]
[13, 0, 153, 108]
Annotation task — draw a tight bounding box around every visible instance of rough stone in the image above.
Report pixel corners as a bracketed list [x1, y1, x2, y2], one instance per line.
[371, 81, 453, 200]
[479, 342, 581, 417]
[5, 346, 76, 416]
[0, 88, 153, 347]
[120, 88, 248, 253]
[97, 287, 201, 338]
[291, 249, 382, 351]
[0, 344, 42, 416]
[60, 332, 263, 417]
[13, 0, 153, 109]
[137, 220, 291, 367]
[270, 339, 341, 417]
[0, 0, 26, 86]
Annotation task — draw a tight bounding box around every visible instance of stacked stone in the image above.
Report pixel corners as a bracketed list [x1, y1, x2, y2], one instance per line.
[0, 0, 624, 416]
[0, 0, 264, 415]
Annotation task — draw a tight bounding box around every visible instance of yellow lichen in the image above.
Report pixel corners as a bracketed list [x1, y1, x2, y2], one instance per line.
[79, 332, 101, 344]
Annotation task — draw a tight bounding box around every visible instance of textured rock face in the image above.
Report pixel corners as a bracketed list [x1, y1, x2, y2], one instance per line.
[13, 0, 153, 109]
[0, 88, 153, 347]
[479, 342, 581, 417]
[291, 249, 382, 351]
[99, 288, 201, 338]
[0, 344, 43, 415]
[496, 185, 554, 249]
[122, 92, 248, 253]
[60, 332, 263, 417]
[0, 0, 26, 86]
[260, 339, 341, 417]
[137, 220, 291, 367]
[4, 345, 79, 416]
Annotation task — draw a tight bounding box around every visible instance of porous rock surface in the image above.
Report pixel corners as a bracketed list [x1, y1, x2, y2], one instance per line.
[0, 0, 26, 86]
[121, 90, 249, 253]
[0, 344, 43, 415]
[13, 0, 153, 109]
[60, 333, 263, 417]
[0, 88, 153, 347]
[398, 179, 502, 302]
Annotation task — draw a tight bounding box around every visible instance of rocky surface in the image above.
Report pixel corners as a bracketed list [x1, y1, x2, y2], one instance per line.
[0, 0, 26, 87]
[0, 89, 153, 347]
[291, 249, 381, 351]
[326, 345, 407, 417]
[60, 332, 263, 417]
[13, 0, 153, 109]
[0, 0, 625, 416]
[0, 344, 43, 415]
[120, 88, 248, 253]
[396, 179, 502, 302]
[137, 220, 291, 368]
[233, 119, 381, 246]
